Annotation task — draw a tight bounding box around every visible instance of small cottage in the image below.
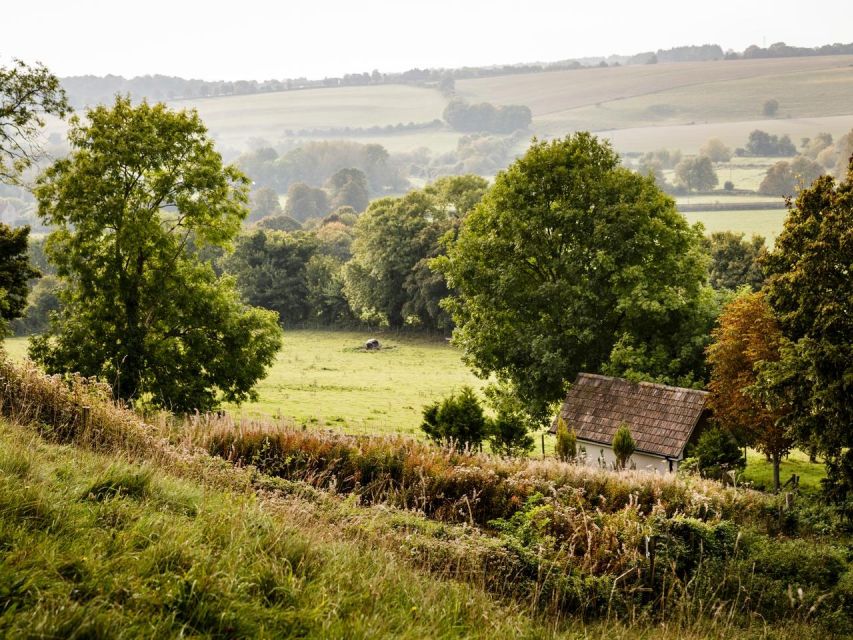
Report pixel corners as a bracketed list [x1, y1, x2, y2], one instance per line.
[550, 373, 710, 473]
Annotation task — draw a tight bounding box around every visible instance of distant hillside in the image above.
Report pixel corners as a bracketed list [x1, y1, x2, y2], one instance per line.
[60, 41, 853, 108]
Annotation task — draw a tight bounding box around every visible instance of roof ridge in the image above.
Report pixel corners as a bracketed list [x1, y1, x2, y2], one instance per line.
[575, 372, 708, 395]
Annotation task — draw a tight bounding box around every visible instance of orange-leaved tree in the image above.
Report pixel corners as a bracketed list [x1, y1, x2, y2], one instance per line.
[706, 291, 793, 491]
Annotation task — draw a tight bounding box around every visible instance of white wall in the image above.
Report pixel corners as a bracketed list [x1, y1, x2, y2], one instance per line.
[576, 439, 675, 474]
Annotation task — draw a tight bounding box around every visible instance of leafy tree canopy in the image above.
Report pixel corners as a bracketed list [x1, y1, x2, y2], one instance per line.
[756, 159, 853, 502]
[0, 224, 39, 334]
[30, 97, 282, 412]
[0, 59, 70, 184]
[703, 231, 766, 292]
[437, 134, 715, 422]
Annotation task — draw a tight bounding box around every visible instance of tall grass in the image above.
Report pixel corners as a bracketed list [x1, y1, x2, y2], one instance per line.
[1, 357, 850, 636]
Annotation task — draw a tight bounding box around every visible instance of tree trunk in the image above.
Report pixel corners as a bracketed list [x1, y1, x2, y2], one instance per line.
[772, 450, 781, 493]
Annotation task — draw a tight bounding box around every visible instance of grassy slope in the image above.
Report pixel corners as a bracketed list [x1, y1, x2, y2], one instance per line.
[0, 420, 556, 639]
[456, 56, 853, 153]
[683, 209, 787, 245]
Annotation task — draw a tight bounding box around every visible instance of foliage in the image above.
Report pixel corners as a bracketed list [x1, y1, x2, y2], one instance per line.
[442, 99, 532, 133]
[420, 386, 488, 450]
[345, 176, 486, 329]
[482, 382, 535, 456]
[10, 274, 60, 336]
[675, 156, 718, 192]
[703, 231, 766, 291]
[706, 291, 792, 490]
[284, 182, 330, 221]
[611, 424, 635, 469]
[255, 213, 302, 232]
[438, 133, 716, 422]
[248, 186, 281, 221]
[326, 168, 369, 212]
[0, 59, 70, 184]
[304, 254, 355, 326]
[0, 223, 38, 335]
[690, 426, 745, 481]
[224, 230, 319, 325]
[762, 99, 779, 117]
[759, 156, 825, 196]
[699, 138, 732, 162]
[30, 97, 282, 412]
[756, 160, 853, 504]
[555, 416, 577, 462]
[744, 130, 796, 157]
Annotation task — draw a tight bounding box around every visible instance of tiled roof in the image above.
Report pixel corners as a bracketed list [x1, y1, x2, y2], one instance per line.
[550, 373, 708, 459]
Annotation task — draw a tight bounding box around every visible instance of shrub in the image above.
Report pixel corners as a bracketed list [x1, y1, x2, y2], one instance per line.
[723, 180, 734, 191]
[555, 417, 576, 462]
[488, 412, 534, 456]
[691, 426, 745, 482]
[420, 386, 487, 451]
[612, 424, 635, 470]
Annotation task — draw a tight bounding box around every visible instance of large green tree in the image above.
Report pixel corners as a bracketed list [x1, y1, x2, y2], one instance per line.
[756, 160, 853, 503]
[31, 97, 282, 412]
[344, 176, 487, 330]
[0, 224, 38, 334]
[1, 59, 70, 183]
[437, 133, 715, 421]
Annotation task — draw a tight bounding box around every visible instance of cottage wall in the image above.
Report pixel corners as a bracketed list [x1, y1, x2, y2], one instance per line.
[576, 439, 676, 474]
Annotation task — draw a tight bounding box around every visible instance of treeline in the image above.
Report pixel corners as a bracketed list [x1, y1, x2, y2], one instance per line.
[442, 100, 532, 133]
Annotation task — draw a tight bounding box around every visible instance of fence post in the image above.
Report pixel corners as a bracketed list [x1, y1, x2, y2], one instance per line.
[541, 432, 545, 458]
[82, 405, 91, 432]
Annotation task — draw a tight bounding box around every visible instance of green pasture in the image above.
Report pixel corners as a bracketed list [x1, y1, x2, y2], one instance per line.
[684, 209, 787, 245]
[225, 330, 484, 435]
[742, 448, 826, 492]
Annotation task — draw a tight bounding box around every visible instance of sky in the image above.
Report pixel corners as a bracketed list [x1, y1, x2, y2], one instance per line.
[5, 0, 853, 81]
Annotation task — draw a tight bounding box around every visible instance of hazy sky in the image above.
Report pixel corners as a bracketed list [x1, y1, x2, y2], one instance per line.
[5, 0, 853, 80]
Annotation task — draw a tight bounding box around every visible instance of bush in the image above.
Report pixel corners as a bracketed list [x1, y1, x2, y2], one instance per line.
[488, 412, 534, 456]
[612, 424, 635, 470]
[691, 426, 745, 482]
[723, 180, 735, 191]
[555, 417, 576, 462]
[421, 386, 488, 450]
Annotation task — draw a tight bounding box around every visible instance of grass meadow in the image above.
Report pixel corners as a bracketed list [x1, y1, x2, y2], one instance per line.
[684, 209, 787, 245]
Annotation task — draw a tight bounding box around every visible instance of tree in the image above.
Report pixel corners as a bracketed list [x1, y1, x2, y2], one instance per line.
[759, 156, 825, 197]
[699, 138, 732, 163]
[704, 231, 766, 291]
[326, 168, 369, 213]
[248, 187, 282, 222]
[437, 134, 715, 423]
[30, 98, 282, 412]
[612, 424, 635, 470]
[675, 156, 718, 192]
[706, 291, 792, 491]
[225, 230, 318, 326]
[756, 161, 853, 503]
[745, 130, 796, 157]
[421, 386, 488, 451]
[285, 182, 330, 221]
[691, 427, 745, 482]
[555, 417, 577, 462]
[1, 59, 70, 184]
[344, 176, 487, 330]
[762, 99, 779, 117]
[0, 224, 39, 335]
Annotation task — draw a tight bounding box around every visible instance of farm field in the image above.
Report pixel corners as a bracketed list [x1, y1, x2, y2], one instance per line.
[683, 209, 787, 245]
[224, 330, 484, 434]
[171, 85, 454, 153]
